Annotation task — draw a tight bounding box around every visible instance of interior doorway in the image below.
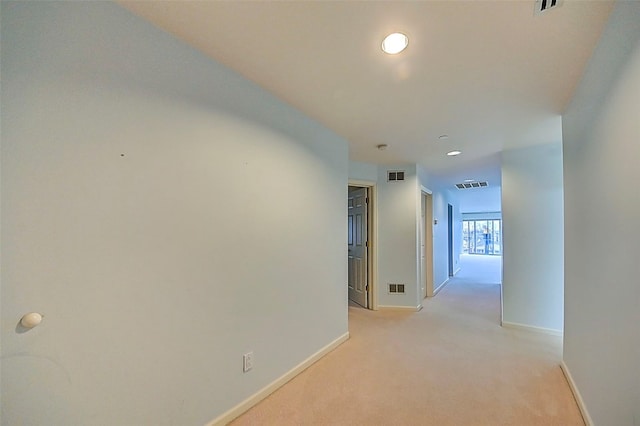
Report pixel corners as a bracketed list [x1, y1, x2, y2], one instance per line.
[347, 184, 376, 309]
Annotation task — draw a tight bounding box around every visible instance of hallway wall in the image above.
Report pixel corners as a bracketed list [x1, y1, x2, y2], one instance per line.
[562, 1, 640, 423]
[501, 142, 565, 333]
[1, 3, 348, 424]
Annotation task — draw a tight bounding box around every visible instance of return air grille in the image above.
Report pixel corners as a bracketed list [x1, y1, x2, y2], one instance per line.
[387, 171, 405, 182]
[388, 284, 405, 294]
[455, 181, 488, 190]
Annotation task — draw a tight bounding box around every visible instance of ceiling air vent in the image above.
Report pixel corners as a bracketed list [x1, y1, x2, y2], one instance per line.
[387, 171, 405, 182]
[535, 0, 563, 14]
[455, 181, 489, 190]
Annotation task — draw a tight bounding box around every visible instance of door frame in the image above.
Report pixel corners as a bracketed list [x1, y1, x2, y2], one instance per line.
[348, 180, 378, 310]
[448, 203, 454, 277]
[420, 187, 435, 298]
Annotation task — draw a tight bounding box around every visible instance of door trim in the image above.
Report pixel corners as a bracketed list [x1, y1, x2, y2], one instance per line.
[348, 180, 378, 310]
[448, 203, 454, 277]
[347, 186, 368, 308]
[420, 187, 435, 298]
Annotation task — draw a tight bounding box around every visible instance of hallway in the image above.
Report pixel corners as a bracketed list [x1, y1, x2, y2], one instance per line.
[456, 253, 502, 284]
[232, 268, 582, 425]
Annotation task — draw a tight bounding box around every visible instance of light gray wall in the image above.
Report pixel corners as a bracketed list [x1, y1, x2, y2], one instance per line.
[348, 160, 378, 182]
[1, 2, 348, 424]
[376, 164, 420, 307]
[501, 142, 564, 332]
[562, 1, 640, 424]
[457, 186, 502, 214]
[462, 212, 502, 221]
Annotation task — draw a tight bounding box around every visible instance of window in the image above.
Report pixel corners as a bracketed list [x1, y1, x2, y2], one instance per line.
[462, 219, 501, 255]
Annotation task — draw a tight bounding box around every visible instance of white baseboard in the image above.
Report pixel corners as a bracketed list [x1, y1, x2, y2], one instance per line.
[205, 332, 350, 426]
[501, 321, 563, 337]
[378, 305, 422, 312]
[560, 361, 593, 426]
[433, 278, 451, 296]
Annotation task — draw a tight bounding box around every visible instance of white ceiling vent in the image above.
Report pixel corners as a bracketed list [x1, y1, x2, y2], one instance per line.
[535, 0, 563, 15]
[387, 171, 405, 182]
[455, 181, 488, 190]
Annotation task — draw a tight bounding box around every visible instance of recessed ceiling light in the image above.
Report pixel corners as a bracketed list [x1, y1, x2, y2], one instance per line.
[464, 179, 475, 183]
[377, 144, 388, 151]
[438, 135, 449, 140]
[447, 150, 462, 156]
[381, 33, 408, 55]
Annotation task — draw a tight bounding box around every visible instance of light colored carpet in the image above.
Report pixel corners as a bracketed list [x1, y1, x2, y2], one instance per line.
[231, 258, 582, 426]
[456, 253, 502, 284]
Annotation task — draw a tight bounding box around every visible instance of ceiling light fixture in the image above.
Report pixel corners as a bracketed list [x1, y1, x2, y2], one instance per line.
[464, 179, 475, 183]
[381, 33, 408, 55]
[447, 150, 462, 156]
[377, 144, 388, 151]
[438, 135, 449, 140]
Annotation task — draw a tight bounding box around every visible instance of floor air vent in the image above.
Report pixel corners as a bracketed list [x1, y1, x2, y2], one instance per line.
[388, 284, 405, 294]
[387, 171, 405, 182]
[455, 181, 488, 190]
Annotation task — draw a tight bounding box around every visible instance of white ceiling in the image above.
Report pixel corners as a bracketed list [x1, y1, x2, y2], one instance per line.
[119, 0, 613, 187]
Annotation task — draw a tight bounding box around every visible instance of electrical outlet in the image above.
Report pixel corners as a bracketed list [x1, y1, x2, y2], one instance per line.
[243, 352, 253, 373]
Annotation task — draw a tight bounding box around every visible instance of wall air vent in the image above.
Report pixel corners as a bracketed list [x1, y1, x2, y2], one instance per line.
[387, 171, 405, 182]
[388, 283, 405, 294]
[535, 0, 563, 14]
[455, 181, 488, 190]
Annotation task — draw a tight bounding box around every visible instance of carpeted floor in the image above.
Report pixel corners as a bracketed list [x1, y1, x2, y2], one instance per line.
[231, 256, 582, 425]
[456, 253, 502, 284]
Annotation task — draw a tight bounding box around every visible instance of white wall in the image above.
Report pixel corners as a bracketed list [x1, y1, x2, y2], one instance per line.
[462, 212, 501, 221]
[348, 160, 378, 183]
[375, 164, 420, 308]
[0, 3, 348, 424]
[562, 1, 640, 424]
[457, 186, 502, 214]
[501, 142, 564, 332]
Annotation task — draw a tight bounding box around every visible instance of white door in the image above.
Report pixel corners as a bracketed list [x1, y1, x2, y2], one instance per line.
[348, 187, 368, 307]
